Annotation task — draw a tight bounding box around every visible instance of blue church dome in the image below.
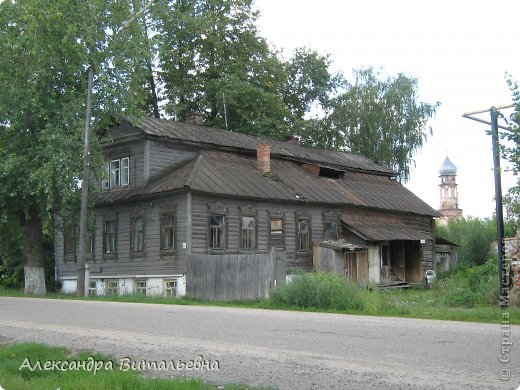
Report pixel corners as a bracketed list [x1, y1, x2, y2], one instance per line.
[439, 156, 457, 175]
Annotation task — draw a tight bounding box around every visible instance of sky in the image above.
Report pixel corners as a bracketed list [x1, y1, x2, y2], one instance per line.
[253, 0, 520, 218]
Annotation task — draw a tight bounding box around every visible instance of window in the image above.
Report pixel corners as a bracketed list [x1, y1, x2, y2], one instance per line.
[103, 220, 116, 254]
[297, 219, 310, 252]
[161, 214, 176, 250]
[165, 280, 177, 298]
[64, 225, 77, 257]
[121, 157, 129, 186]
[323, 211, 339, 241]
[270, 217, 284, 249]
[325, 221, 338, 241]
[136, 280, 147, 295]
[88, 280, 97, 296]
[241, 216, 256, 249]
[131, 217, 144, 253]
[104, 157, 130, 189]
[105, 280, 118, 296]
[210, 214, 225, 249]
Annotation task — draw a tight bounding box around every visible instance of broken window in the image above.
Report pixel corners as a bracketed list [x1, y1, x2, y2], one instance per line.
[88, 280, 97, 296]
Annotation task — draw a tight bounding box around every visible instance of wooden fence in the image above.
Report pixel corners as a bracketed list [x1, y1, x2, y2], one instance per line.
[186, 248, 287, 301]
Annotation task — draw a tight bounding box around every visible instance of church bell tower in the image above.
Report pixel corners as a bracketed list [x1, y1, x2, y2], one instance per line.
[438, 156, 463, 224]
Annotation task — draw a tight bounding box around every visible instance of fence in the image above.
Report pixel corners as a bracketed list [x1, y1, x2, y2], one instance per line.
[187, 248, 286, 301]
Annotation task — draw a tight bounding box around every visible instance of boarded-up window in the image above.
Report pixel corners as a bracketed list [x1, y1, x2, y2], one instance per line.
[270, 217, 284, 249]
[131, 217, 144, 252]
[161, 214, 176, 250]
[210, 214, 225, 249]
[241, 216, 256, 249]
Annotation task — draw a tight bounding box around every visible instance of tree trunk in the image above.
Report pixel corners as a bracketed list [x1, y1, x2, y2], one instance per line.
[21, 214, 47, 295]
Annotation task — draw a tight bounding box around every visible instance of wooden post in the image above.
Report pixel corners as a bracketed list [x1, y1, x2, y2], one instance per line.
[77, 67, 94, 297]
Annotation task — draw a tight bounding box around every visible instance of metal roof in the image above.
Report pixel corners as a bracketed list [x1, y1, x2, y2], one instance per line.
[123, 117, 396, 175]
[98, 149, 439, 217]
[341, 219, 433, 241]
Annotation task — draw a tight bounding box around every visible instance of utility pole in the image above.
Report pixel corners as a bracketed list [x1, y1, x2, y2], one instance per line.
[462, 104, 513, 308]
[77, 67, 94, 297]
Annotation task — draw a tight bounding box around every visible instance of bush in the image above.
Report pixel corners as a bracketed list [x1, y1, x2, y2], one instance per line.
[270, 272, 364, 311]
[436, 260, 499, 307]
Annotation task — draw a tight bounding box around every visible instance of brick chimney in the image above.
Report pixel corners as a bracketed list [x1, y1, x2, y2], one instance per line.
[257, 144, 271, 175]
[185, 112, 205, 126]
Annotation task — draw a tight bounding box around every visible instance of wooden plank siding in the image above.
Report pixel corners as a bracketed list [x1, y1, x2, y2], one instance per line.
[55, 193, 189, 279]
[187, 248, 286, 301]
[190, 193, 342, 273]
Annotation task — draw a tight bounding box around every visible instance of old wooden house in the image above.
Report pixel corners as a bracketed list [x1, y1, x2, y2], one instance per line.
[55, 116, 439, 298]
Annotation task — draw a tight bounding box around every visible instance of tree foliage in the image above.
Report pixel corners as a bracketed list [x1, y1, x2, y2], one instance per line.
[323, 68, 439, 182]
[436, 217, 517, 266]
[0, 0, 153, 292]
[502, 75, 520, 223]
[0, 0, 440, 292]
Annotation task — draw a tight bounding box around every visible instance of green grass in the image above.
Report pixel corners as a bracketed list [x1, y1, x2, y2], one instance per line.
[1, 261, 518, 324]
[0, 342, 259, 390]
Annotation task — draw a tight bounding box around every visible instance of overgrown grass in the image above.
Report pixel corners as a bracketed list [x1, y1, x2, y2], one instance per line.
[0, 343, 259, 390]
[270, 272, 364, 310]
[1, 261, 518, 324]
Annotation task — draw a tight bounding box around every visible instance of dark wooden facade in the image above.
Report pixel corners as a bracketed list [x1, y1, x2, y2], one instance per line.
[55, 117, 439, 296]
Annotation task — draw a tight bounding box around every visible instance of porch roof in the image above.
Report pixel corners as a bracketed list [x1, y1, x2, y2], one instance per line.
[341, 219, 433, 241]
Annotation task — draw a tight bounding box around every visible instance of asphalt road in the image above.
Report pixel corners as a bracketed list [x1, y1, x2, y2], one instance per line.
[0, 297, 518, 389]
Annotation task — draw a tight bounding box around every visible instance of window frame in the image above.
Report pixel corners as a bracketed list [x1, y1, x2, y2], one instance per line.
[323, 210, 340, 241]
[269, 212, 285, 250]
[208, 203, 227, 252]
[88, 280, 97, 296]
[63, 224, 77, 262]
[105, 280, 118, 296]
[296, 211, 312, 254]
[103, 156, 130, 190]
[103, 213, 117, 260]
[240, 206, 258, 251]
[165, 279, 177, 298]
[135, 280, 147, 296]
[130, 214, 145, 256]
[160, 204, 177, 255]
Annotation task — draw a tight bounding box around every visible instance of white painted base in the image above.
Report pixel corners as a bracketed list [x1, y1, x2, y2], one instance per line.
[60, 275, 186, 297]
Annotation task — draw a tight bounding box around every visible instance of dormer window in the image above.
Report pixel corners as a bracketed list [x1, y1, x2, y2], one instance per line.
[103, 157, 129, 189]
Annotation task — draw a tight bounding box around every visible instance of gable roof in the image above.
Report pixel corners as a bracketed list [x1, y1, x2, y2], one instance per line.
[112, 117, 396, 176]
[98, 149, 439, 217]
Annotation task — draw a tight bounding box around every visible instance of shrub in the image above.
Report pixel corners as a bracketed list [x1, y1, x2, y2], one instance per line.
[436, 260, 499, 307]
[270, 272, 364, 311]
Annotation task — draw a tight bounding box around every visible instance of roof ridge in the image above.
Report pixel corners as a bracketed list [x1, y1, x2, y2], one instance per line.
[185, 153, 204, 188]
